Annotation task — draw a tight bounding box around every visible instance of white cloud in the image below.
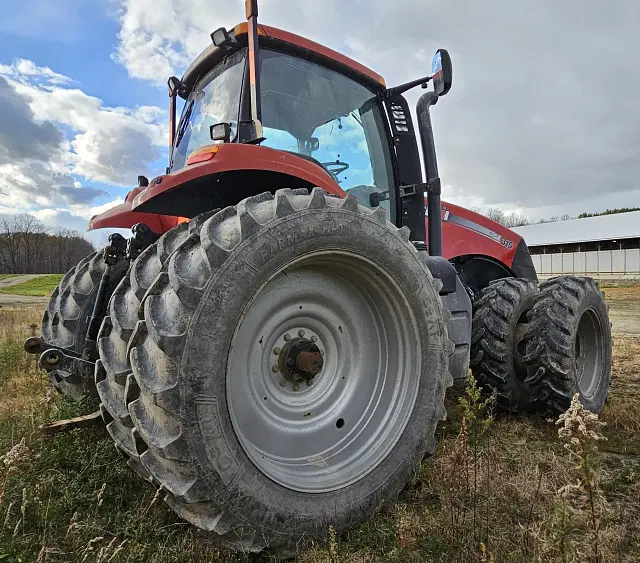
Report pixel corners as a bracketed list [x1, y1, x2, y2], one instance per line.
[0, 59, 166, 189]
[0, 59, 72, 86]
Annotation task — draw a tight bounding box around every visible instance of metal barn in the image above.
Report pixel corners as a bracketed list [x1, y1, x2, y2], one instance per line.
[513, 211, 640, 279]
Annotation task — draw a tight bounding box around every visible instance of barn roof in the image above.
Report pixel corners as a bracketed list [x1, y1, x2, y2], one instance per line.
[512, 210, 640, 246]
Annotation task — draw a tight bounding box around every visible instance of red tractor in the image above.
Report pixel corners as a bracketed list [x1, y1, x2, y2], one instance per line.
[27, 2, 611, 555]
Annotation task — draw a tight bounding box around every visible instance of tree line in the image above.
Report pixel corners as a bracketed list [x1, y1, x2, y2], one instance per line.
[577, 207, 640, 218]
[0, 214, 95, 275]
[483, 206, 638, 228]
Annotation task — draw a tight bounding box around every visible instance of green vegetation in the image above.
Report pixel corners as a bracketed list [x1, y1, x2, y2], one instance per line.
[578, 207, 640, 219]
[0, 303, 639, 562]
[0, 274, 64, 297]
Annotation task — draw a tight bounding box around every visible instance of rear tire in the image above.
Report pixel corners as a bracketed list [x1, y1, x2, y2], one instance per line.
[524, 276, 612, 415]
[42, 250, 128, 397]
[470, 278, 539, 412]
[123, 188, 453, 554]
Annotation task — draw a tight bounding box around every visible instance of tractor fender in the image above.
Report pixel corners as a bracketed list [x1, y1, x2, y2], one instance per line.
[87, 200, 185, 234]
[130, 144, 345, 218]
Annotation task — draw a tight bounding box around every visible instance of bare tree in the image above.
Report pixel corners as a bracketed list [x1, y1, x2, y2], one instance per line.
[0, 213, 95, 274]
[485, 208, 531, 228]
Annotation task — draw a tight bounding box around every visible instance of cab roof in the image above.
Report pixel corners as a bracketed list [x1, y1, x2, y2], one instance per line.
[179, 23, 386, 99]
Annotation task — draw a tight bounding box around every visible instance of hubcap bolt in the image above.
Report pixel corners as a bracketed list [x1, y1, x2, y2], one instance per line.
[279, 378, 287, 387]
[310, 335, 317, 342]
[293, 383, 300, 392]
[273, 347, 280, 355]
[272, 364, 279, 372]
[298, 329, 305, 337]
[284, 333, 291, 341]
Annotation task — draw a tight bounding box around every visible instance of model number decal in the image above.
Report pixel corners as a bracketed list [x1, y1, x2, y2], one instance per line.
[441, 207, 514, 250]
[499, 236, 513, 250]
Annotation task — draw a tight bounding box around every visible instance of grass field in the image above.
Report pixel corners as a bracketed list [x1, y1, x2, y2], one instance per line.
[0, 275, 64, 297]
[0, 289, 639, 562]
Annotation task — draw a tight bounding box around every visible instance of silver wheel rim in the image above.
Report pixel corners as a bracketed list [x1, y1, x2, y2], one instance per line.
[576, 307, 604, 399]
[227, 251, 422, 493]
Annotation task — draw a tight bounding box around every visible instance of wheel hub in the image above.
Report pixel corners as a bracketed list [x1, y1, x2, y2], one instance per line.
[278, 337, 324, 384]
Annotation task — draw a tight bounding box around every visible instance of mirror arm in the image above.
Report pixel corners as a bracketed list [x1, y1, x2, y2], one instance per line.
[383, 75, 432, 99]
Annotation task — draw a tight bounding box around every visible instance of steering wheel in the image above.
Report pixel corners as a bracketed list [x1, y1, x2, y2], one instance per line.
[322, 160, 350, 182]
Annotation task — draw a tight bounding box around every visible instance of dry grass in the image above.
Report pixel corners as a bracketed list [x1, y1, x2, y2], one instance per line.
[602, 285, 640, 302]
[1, 304, 639, 562]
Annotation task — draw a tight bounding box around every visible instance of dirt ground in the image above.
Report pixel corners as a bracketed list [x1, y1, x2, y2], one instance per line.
[0, 274, 49, 305]
[0, 274, 45, 288]
[603, 285, 640, 334]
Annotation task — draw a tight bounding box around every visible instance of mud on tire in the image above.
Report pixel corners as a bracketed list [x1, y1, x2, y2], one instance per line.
[470, 278, 538, 412]
[524, 276, 612, 416]
[42, 250, 128, 397]
[96, 213, 215, 479]
[120, 188, 453, 554]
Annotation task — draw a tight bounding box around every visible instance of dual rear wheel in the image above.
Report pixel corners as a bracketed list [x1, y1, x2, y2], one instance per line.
[96, 188, 454, 553]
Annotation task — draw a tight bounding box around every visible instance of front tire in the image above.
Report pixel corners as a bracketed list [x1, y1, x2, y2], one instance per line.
[124, 188, 453, 554]
[470, 278, 539, 412]
[524, 276, 612, 415]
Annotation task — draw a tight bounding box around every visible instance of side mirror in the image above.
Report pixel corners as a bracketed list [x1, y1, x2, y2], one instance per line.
[210, 122, 232, 143]
[431, 49, 452, 97]
[167, 76, 182, 95]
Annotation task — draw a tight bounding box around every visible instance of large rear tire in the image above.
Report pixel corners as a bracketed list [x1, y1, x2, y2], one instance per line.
[470, 278, 538, 412]
[122, 188, 453, 554]
[524, 276, 612, 415]
[96, 213, 215, 478]
[42, 250, 128, 397]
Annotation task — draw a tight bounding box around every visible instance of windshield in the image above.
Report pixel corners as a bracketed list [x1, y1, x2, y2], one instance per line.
[171, 50, 246, 170]
[260, 49, 394, 213]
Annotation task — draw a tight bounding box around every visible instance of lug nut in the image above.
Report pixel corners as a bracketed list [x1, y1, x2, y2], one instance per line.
[298, 329, 305, 337]
[293, 383, 300, 392]
[286, 358, 294, 366]
[272, 364, 279, 372]
[310, 335, 317, 342]
[273, 347, 281, 355]
[306, 378, 313, 386]
[279, 378, 287, 387]
[284, 333, 291, 341]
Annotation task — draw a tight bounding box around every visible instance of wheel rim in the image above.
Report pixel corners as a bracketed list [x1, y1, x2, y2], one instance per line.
[227, 251, 422, 493]
[513, 308, 532, 378]
[576, 307, 604, 399]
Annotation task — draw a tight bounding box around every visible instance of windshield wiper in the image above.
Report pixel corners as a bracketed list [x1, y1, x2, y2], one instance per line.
[174, 100, 195, 150]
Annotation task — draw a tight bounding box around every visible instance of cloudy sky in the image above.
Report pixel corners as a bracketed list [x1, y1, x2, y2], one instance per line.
[1, 0, 639, 244]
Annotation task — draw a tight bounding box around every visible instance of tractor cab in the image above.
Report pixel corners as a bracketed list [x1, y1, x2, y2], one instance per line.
[170, 42, 395, 215]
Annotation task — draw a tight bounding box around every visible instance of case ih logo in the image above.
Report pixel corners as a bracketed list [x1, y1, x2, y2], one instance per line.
[389, 103, 409, 133]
